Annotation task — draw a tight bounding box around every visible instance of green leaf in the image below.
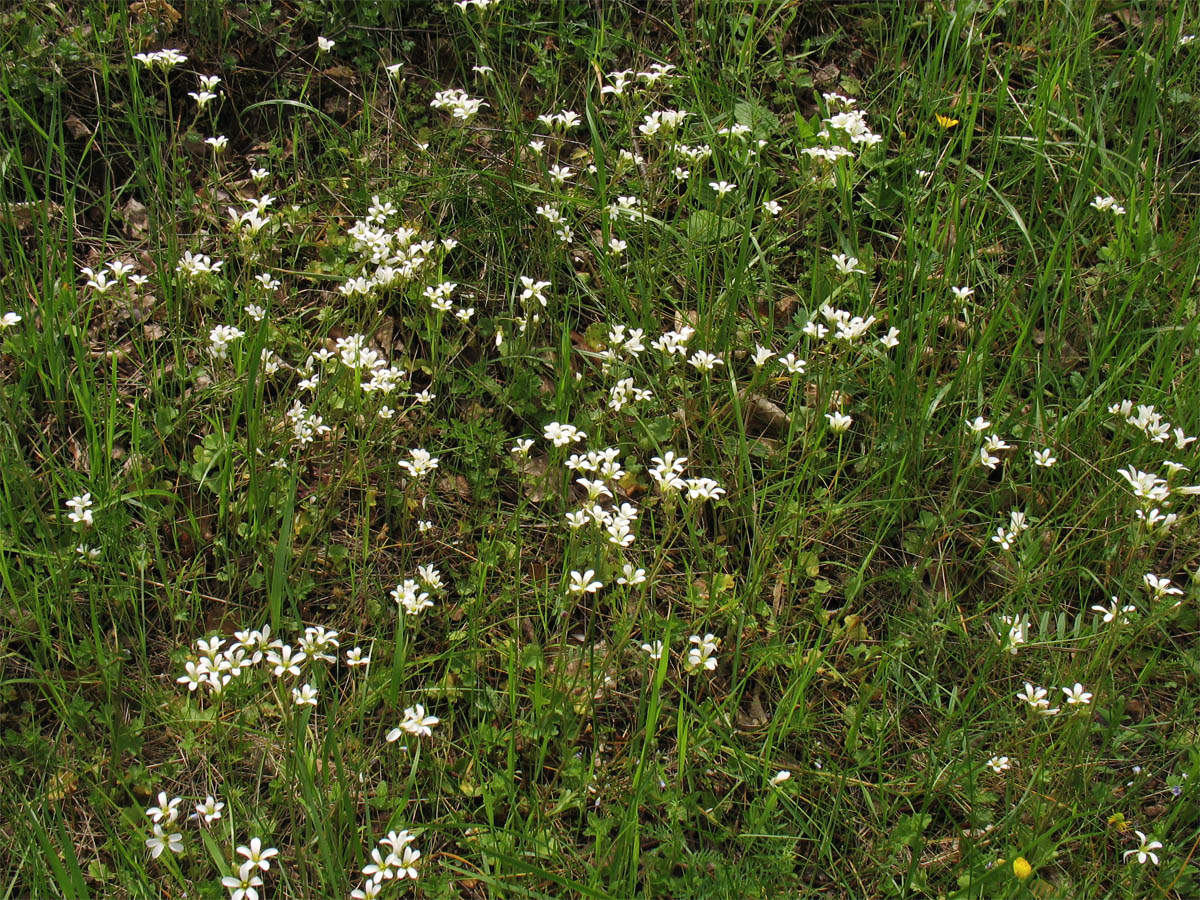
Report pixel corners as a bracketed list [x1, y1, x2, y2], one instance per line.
[687, 210, 737, 243]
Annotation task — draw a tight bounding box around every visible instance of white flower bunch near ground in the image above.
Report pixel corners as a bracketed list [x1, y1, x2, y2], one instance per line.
[685, 634, 720, 674]
[430, 88, 487, 121]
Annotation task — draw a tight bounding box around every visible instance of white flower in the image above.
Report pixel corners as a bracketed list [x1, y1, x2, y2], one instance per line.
[194, 795, 225, 824]
[1123, 831, 1162, 865]
[66, 493, 95, 527]
[221, 864, 264, 900]
[0, 311, 21, 328]
[685, 634, 719, 673]
[992, 527, 1015, 551]
[950, 285, 974, 301]
[346, 646, 370, 667]
[145, 824, 183, 859]
[1116, 466, 1169, 503]
[779, 352, 806, 375]
[208, 324, 245, 359]
[684, 478, 725, 501]
[399, 448, 439, 479]
[266, 644, 305, 677]
[1091, 597, 1136, 624]
[688, 350, 723, 372]
[1033, 448, 1056, 467]
[205, 135, 229, 153]
[292, 683, 318, 706]
[317, 36, 335, 52]
[189, 89, 218, 107]
[986, 755, 1012, 774]
[762, 199, 782, 216]
[1143, 573, 1184, 603]
[1016, 682, 1059, 716]
[879, 327, 901, 349]
[146, 791, 182, 824]
[543, 421, 585, 447]
[567, 569, 603, 595]
[616, 563, 646, 586]
[1091, 195, 1126, 215]
[1062, 683, 1092, 706]
[752, 345, 774, 367]
[236, 838, 279, 872]
[769, 770, 791, 786]
[387, 704, 439, 741]
[996, 615, 1028, 653]
[640, 639, 664, 660]
[831, 253, 864, 275]
[708, 180, 736, 196]
[984, 434, 1012, 452]
[244, 304, 266, 322]
[825, 412, 853, 433]
[967, 416, 991, 433]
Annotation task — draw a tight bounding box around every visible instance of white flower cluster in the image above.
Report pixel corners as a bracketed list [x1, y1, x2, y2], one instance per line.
[208, 324, 245, 359]
[227, 193, 273, 233]
[175, 624, 344, 698]
[685, 633, 720, 673]
[133, 48, 188, 68]
[177, 250, 224, 279]
[965, 417, 1014, 471]
[1108, 400, 1194, 449]
[286, 400, 331, 445]
[430, 88, 488, 121]
[354, 829, 423, 897]
[80, 259, 144, 293]
[803, 92, 881, 161]
[65, 492, 95, 527]
[638, 108, 688, 137]
[1015, 681, 1092, 717]
[536, 109, 582, 130]
[340, 213, 444, 296]
[389, 565, 445, 616]
[991, 509, 1031, 552]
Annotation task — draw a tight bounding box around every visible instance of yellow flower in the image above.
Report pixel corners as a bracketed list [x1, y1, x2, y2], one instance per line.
[936, 114, 959, 129]
[1013, 857, 1033, 880]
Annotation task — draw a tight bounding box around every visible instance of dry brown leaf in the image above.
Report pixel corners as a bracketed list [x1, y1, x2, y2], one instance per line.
[121, 198, 149, 237]
[744, 392, 790, 435]
[65, 115, 92, 140]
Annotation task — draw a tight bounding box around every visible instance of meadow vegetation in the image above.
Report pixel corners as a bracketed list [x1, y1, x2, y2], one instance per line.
[2, 1, 1200, 897]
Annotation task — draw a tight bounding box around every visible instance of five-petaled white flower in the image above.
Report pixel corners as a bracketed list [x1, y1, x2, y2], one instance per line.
[145, 824, 183, 859]
[1033, 448, 1057, 467]
[221, 862, 264, 900]
[986, 755, 1012, 774]
[236, 838, 279, 872]
[1062, 683, 1092, 706]
[399, 448, 440, 479]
